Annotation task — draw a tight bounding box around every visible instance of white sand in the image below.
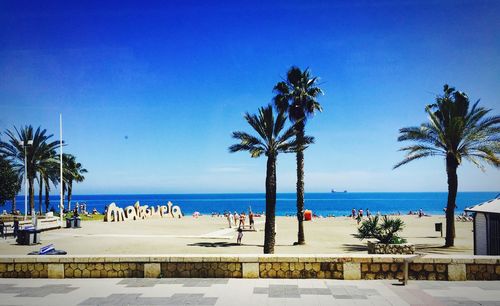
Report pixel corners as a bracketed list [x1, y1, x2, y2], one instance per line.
[0, 215, 473, 255]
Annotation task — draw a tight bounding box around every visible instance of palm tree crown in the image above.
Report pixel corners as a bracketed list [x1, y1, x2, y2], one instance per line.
[273, 66, 323, 123]
[394, 84, 499, 169]
[229, 105, 311, 157]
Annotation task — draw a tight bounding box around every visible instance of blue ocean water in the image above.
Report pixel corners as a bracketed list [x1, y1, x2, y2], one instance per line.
[7, 192, 498, 216]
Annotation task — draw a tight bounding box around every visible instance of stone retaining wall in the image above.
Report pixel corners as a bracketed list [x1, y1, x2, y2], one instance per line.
[0, 255, 499, 281]
[466, 264, 500, 280]
[64, 263, 144, 278]
[0, 263, 48, 278]
[367, 241, 415, 254]
[259, 262, 344, 279]
[161, 262, 242, 278]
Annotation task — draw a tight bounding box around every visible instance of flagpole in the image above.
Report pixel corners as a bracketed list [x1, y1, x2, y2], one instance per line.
[60, 114, 63, 223]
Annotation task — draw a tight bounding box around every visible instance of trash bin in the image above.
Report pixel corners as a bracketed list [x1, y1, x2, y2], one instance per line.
[16, 230, 29, 245]
[66, 218, 73, 228]
[74, 217, 81, 228]
[29, 229, 41, 244]
[435, 223, 442, 232]
[435, 222, 443, 237]
[16, 229, 41, 245]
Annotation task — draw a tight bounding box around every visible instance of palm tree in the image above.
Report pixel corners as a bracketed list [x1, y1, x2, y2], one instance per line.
[394, 85, 500, 247]
[0, 155, 20, 208]
[63, 153, 87, 210]
[37, 144, 57, 214]
[229, 105, 312, 254]
[0, 126, 60, 215]
[43, 164, 59, 213]
[273, 66, 323, 245]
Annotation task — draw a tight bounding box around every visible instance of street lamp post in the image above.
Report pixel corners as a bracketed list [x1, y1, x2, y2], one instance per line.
[19, 140, 33, 220]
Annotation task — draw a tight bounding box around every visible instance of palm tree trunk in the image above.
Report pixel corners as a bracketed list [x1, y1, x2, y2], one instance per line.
[263, 154, 277, 254]
[67, 181, 73, 211]
[295, 126, 306, 245]
[12, 196, 16, 213]
[62, 182, 65, 213]
[44, 176, 50, 213]
[445, 154, 458, 247]
[28, 177, 35, 216]
[38, 173, 43, 214]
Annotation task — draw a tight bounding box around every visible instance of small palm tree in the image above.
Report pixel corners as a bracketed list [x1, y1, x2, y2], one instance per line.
[63, 153, 88, 210]
[355, 216, 406, 244]
[229, 105, 312, 254]
[273, 66, 323, 245]
[0, 126, 60, 215]
[394, 85, 500, 247]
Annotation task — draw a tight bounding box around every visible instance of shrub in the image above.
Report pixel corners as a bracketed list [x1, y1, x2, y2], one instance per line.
[354, 215, 407, 244]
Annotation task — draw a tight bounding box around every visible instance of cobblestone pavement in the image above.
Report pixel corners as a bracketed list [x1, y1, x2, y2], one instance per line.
[0, 278, 499, 306]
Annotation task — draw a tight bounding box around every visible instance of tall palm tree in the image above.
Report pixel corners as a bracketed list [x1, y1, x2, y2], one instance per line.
[37, 145, 58, 214]
[394, 85, 500, 247]
[43, 164, 59, 213]
[0, 126, 60, 215]
[63, 153, 87, 210]
[229, 105, 312, 254]
[273, 66, 323, 245]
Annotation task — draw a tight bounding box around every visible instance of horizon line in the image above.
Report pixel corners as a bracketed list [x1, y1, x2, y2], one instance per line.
[15, 190, 500, 197]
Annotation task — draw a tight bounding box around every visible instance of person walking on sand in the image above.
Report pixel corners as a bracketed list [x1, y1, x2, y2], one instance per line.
[237, 227, 243, 245]
[227, 212, 233, 228]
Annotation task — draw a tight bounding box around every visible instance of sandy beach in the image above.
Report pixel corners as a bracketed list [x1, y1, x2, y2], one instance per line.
[0, 215, 473, 255]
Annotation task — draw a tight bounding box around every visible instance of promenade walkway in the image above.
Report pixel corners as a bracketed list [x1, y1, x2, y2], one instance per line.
[0, 278, 499, 305]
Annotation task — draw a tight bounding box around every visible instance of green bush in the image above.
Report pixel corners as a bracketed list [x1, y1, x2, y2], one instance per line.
[354, 215, 407, 244]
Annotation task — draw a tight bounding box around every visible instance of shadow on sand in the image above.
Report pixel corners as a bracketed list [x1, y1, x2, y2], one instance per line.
[415, 244, 469, 254]
[341, 243, 367, 252]
[187, 242, 262, 248]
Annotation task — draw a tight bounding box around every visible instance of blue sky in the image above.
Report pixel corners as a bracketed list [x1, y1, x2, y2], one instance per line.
[1, 0, 499, 194]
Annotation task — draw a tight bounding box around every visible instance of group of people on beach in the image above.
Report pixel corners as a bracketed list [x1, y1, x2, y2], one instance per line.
[222, 209, 257, 245]
[407, 208, 428, 217]
[351, 208, 406, 224]
[225, 210, 255, 230]
[351, 208, 375, 224]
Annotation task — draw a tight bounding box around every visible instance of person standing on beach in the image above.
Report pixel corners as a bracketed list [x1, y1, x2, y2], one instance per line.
[239, 213, 246, 229]
[234, 211, 239, 226]
[358, 209, 363, 218]
[356, 213, 362, 224]
[249, 211, 254, 230]
[227, 212, 233, 228]
[351, 208, 356, 219]
[366, 209, 371, 218]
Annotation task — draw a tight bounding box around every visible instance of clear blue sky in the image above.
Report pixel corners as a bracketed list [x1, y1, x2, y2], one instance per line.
[1, 0, 499, 194]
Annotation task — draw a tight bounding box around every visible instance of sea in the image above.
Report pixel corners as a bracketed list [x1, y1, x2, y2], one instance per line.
[7, 192, 498, 216]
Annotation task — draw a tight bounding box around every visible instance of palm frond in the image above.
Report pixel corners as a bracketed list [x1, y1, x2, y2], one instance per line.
[393, 152, 437, 169]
